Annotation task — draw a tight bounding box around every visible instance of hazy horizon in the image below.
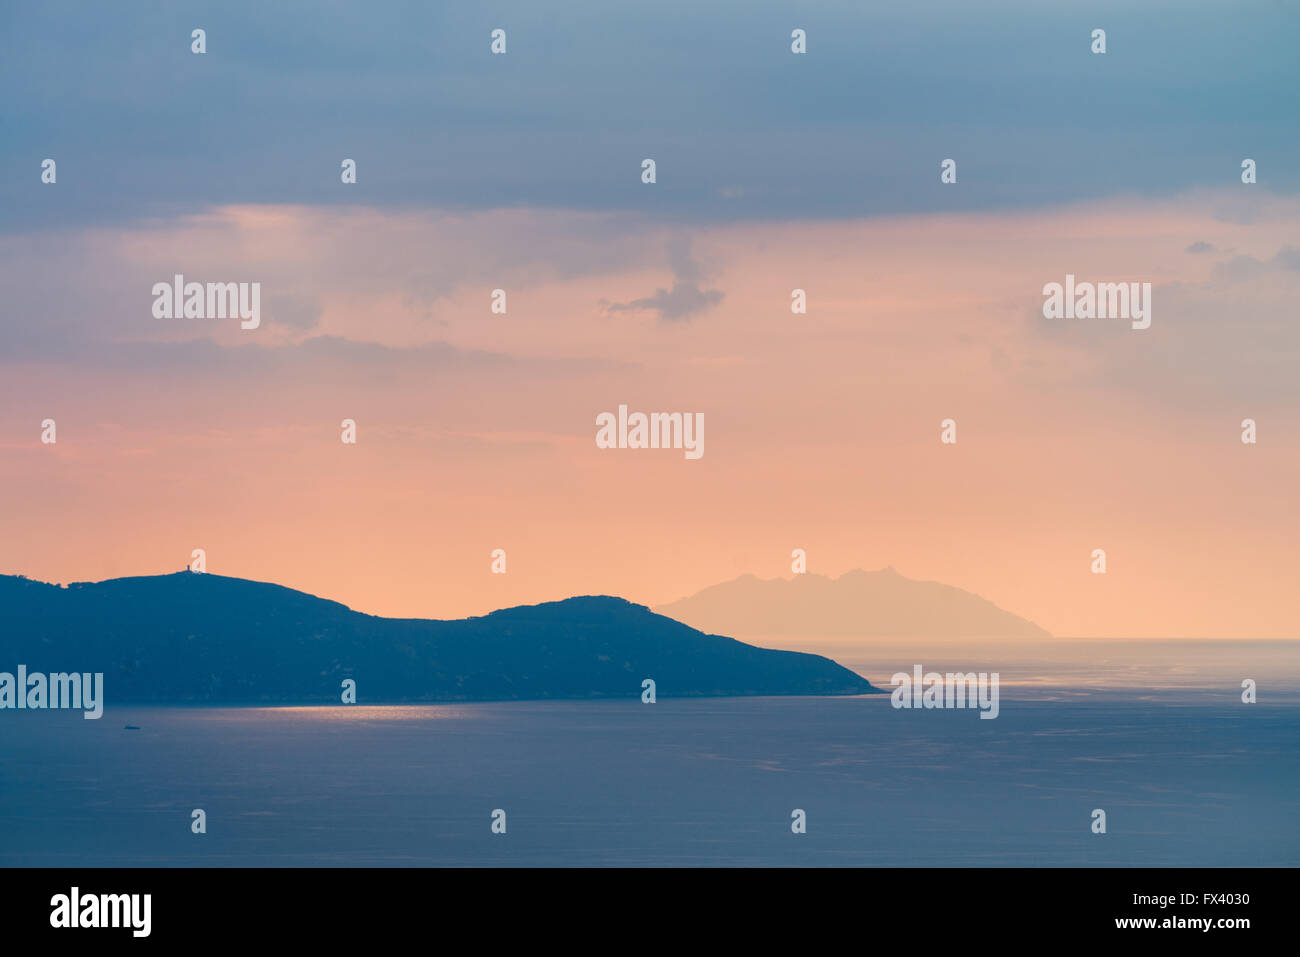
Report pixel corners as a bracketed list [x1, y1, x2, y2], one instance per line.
[4, 565, 1297, 643]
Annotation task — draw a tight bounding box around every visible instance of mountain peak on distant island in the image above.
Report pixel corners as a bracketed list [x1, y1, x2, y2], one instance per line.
[655, 567, 1052, 639]
[0, 571, 878, 704]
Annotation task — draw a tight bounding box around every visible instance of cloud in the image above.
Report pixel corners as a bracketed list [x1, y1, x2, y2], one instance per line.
[3, 3, 1296, 231]
[1185, 240, 1215, 254]
[1210, 245, 1300, 283]
[0, 204, 676, 365]
[265, 294, 323, 330]
[1274, 246, 1300, 271]
[604, 237, 725, 322]
[1024, 241, 1300, 409]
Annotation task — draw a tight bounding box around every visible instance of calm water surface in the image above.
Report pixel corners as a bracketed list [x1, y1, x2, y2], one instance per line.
[1, 640, 1296, 866]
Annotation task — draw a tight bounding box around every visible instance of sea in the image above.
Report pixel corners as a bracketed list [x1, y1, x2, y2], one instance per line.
[1, 639, 1296, 866]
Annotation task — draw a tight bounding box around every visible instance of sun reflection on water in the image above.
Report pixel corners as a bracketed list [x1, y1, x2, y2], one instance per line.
[235, 705, 477, 722]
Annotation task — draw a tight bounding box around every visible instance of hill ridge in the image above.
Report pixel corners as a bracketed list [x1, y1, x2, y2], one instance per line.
[655, 566, 1052, 639]
[0, 571, 879, 704]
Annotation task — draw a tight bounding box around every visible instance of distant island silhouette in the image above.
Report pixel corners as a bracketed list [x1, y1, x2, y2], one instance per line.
[0, 572, 878, 704]
[655, 566, 1052, 639]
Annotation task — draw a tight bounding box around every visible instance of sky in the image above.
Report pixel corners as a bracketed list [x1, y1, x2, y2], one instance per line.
[1, 1, 1298, 637]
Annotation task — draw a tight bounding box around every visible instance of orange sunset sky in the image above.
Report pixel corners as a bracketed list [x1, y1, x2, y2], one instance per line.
[2, 190, 1298, 638]
[4, 2, 1299, 640]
